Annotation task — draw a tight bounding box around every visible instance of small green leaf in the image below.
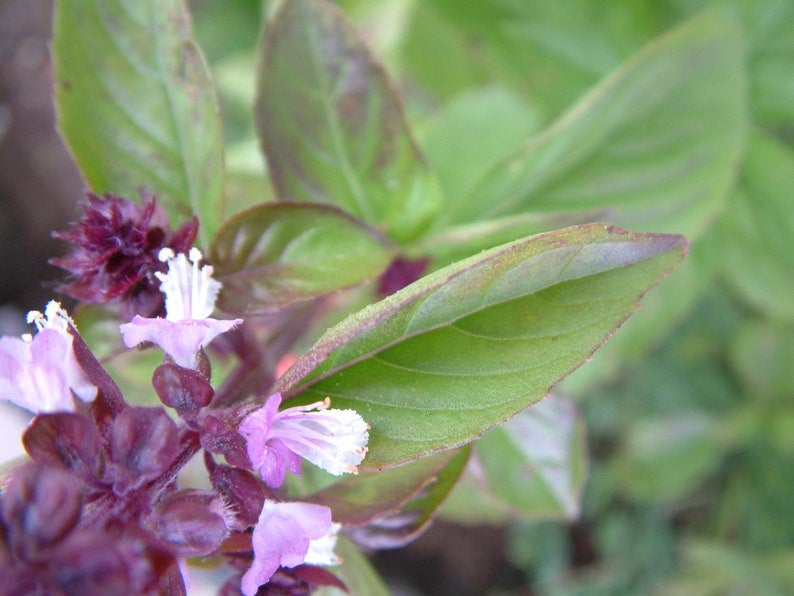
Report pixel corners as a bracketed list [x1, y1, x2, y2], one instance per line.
[255, 0, 442, 243]
[476, 393, 587, 519]
[345, 448, 470, 549]
[210, 202, 396, 315]
[307, 448, 470, 550]
[721, 129, 794, 322]
[53, 0, 224, 245]
[308, 449, 466, 530]
[447, 14, 745, 239]
[277, 224, 687, 469]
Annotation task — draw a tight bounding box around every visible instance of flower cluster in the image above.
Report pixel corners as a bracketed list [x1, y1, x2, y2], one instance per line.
[0, 193, 370, 595]
[52, 190, 198, 319]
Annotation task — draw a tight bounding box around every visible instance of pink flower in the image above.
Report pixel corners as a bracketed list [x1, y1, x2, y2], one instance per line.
[241, 500, 340, 596]
[120, 248, 242, 369]
[239, 393, 369, 489]
[0, 301, 96, 412]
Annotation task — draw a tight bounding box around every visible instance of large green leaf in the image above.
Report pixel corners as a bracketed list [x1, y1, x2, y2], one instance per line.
[255, 0, 442, 243]
[445, 14, 745, 240]
[210, 202, 395, 314]
[423, 0, 672, 117]
[419, 86, 542, 211]
[53, 0, 224, 246]
[476, 392, 587, 519]
[700, 0, 794, 128]
[721, 129, 794, 322]
[275, 224, 687, 469]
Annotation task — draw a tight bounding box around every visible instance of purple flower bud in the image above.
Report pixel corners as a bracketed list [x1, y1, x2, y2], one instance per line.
[109, 406, 179, 495]
[22, 412, 104, 485]
[0, 463, 84, 562]
[201, 411, 252, 469]
[148, 489, 230, 557]
[52, 190, 198, 319]
[208, 462, 267, 531]
[152, 363, 214, 419]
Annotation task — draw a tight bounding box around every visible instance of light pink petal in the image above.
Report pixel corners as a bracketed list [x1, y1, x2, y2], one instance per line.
[120, 316, 240, 369]
[0, 336, 31, 404]
[0, 329, 94, 412]
[241, 500, 333, 596]
[271, 406, 369, 476]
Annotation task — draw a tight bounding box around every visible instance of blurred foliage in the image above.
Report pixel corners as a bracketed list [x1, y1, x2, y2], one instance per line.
[184, 0, 792, 592]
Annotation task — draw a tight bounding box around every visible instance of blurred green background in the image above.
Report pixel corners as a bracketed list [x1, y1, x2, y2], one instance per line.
[1, 0, 792, 594]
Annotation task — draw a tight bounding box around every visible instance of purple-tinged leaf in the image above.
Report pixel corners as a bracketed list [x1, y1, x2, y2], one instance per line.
[109, 407, 179, 494]
[211, 202, 396, 315]
[22, 412, 104, 484]
[255, 0, 442, 243]
[345, 447, 470, 550]
[276, 224, 687, 470]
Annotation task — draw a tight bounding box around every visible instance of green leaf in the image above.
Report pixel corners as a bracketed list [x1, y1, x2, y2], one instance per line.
[424, 0, 672, 117]
[345, 448, 470, 548]
[210, 202, 396, 315]
[53, 0, 224, 246]
[614, 414, 725, 503]
[255, 0, 442, 243]
[476, 392, 587, 519]
[729, 319, 794, 404]
[700, 0, 794, 128]
[420, 86, 542, 211]
[564, 219, 725, 394]
[308, 449, 466, 529]
[721, 129, 794, 322]
[447, 14, 745, 240]
[276, 224, 687, 469]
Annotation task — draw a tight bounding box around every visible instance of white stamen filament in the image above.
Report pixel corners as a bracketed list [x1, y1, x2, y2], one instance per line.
[26, 300, 72, 334]
[155, 247, 222, 322]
